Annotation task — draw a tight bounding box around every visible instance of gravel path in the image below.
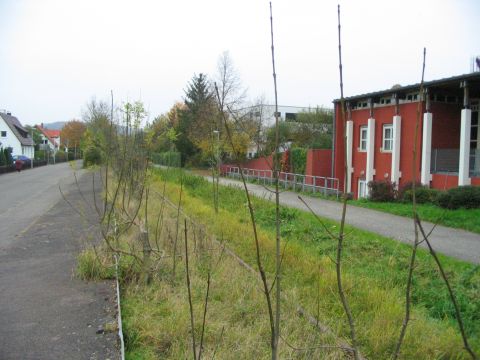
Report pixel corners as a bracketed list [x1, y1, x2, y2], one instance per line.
[216, 177, 480, 264]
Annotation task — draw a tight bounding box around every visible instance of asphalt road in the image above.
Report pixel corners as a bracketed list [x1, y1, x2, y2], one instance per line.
[0, 163, 80, 250]
[216, 177, 480, 264]
[0, 163, 118, 359]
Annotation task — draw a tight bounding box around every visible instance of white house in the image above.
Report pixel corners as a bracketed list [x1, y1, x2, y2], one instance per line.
[36, 124, 61, 152]
[238, 104, 327, 158]
[0, 110, 35, 158]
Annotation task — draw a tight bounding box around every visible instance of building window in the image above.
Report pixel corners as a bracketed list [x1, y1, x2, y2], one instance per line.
[379, 97, 391, 105]
[1, 131, 6, 137]
[285, 112, 297, 121]
[359, 126, 368, 151]
[358, 179, 367, 199]
[406, 92, 419, 102]
[383, 124, 393, 152]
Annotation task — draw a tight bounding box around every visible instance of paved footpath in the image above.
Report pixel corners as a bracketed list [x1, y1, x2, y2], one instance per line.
[0, 163, 118, 359]
[216, 177, 480, 264]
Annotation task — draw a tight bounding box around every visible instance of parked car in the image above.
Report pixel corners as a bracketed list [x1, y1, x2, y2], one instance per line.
[12, 155, 32, 167]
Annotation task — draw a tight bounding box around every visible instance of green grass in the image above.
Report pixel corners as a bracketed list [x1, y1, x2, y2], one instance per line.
[217, 171, 480, 234]
[76, 247, 115, 280]
[152, 167, 480, 358]
[350, 198, 480, 234]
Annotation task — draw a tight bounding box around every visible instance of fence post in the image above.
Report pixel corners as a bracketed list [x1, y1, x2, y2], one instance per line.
[140, 229, 152, 284]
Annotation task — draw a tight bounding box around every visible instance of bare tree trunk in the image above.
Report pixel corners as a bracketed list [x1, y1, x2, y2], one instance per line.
[269, 4, 281, 359]
[415, 215, 478, 360]
[214, 83, 276, 358]
[172, 179, 184, 281]
[140, 228, 151, 284]
[336, 6, 359, 359]
[393, 48, 426, 360]
[184, 219, 197, 360]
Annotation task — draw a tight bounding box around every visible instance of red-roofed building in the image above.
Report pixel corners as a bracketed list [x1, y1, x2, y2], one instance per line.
[36, 124, 62, 152]
[332, 72, 480, 199]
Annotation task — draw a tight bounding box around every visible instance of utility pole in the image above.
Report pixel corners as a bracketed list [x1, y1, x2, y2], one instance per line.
[30, 127, 34, 169]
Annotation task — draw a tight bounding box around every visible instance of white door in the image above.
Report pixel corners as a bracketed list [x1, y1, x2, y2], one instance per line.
[358, 179, 367, 199]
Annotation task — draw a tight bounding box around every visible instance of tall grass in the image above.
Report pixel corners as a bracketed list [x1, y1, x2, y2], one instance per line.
[152, 167, 480, 358]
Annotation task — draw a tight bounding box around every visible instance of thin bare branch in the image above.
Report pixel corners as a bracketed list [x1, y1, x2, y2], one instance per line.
[416, 215, 478, 359]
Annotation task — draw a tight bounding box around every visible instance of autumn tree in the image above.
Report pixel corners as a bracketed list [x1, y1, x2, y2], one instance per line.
[148, 102, 184, 153]
[60, 120, 86, 150]
[82, 98, 112, 149]
[176, 73, 215, 165]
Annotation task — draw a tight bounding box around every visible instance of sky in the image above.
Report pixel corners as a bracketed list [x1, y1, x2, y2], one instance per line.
[0, 0, 479, 126]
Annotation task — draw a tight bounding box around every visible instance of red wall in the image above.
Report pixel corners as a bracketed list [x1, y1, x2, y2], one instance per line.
[243, 155, 274, 171]
[334, 106, 346, 191]
[431, 174, 480, 190]
[431, 102, 462, 149]
[397, 102, 424, 189]
[305, 149, 332, 178]
[471, 177, 480, 186]
[334, 102, 425, 197]
[431, 173, 459, 190]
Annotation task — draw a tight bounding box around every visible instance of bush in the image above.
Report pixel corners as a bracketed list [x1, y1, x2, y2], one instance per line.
[83, 146, 102, 167]
[402, 187, 440, 204]
[437, 186, 480, 209]
[0, 148, 6, 166]
[290, 147, 307, 174]
[367, 180, 396, 202]
[398, 181, 422, 200]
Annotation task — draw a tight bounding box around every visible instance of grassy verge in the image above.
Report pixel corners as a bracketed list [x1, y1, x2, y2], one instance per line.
[152, 168, 479, 359]
[210, 171, 480, 234]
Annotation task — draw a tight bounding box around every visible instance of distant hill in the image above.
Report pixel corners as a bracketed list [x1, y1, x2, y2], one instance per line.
[42, 121, 66, 130]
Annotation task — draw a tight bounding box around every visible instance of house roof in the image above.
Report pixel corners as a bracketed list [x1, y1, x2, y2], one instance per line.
[36, 125, 59, 146]
[0, 113, 35, 146]
[43, 129, 61, 138]
[333, 72, 480, 104]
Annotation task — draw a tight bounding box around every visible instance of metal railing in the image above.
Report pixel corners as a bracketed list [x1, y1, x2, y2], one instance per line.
[224, 166, 340, 197]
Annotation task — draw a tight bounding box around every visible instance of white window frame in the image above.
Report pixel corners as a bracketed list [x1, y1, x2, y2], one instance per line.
[358, 179, 367, 199]
[1, 131, 6, 137]
[382, 124, 393, 152]
[359, 126, 368, 151]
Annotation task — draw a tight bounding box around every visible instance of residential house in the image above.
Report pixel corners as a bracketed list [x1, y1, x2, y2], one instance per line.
[332, 72, 480, 199]
[36, 124, 61, 152]
[238, 104, 322, 158]
[0, 110, 35, 158]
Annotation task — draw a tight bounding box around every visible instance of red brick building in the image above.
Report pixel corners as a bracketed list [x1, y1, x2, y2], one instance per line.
[333, 72, 480, 198]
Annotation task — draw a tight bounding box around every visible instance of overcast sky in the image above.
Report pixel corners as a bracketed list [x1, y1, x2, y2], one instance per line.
[0, 0, 479, 126]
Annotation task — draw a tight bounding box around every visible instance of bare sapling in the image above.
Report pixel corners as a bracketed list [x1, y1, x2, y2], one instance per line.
[172, 177, 184, 281]
[214, 82, 276, 356]
[336, 5, 360, 359]
[415, 215, 478, 359]
[269, 4, 282, 358]
[184, 219, 197, 360]
[393, 48, 426, 359]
